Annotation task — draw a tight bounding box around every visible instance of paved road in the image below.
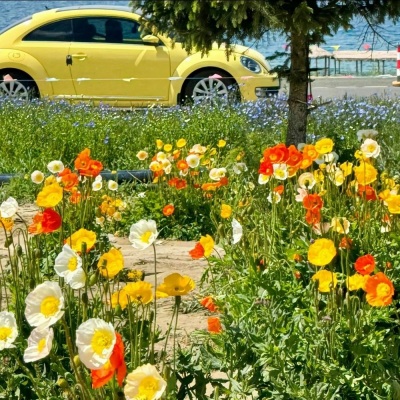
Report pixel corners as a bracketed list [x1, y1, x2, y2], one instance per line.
[308, 76, 400, 99]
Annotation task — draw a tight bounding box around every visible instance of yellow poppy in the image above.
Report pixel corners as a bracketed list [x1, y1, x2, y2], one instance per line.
[36, 183, 63, 208]
[311, 270, 338, 293]
[315, 138, 334, 155]
[156, 273, 195, 298]
[308, 238, 336, 266]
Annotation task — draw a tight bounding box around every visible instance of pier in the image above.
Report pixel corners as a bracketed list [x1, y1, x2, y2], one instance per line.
[309, 45, 397, 76]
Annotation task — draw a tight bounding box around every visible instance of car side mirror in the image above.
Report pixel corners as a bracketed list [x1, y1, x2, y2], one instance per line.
[141, 35, 159, 45]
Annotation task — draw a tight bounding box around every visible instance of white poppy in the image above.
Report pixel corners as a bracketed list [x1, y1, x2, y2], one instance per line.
[136, 150, 148, 160]
[23, 327, 54, 363]
[232, 162, 248, 175]
[0, 197, 19, 218]
[258, 174, 270, 185]
[232, 218, 243, 244]
[186, 154, 200, 168]
[189, 144, 207, 154]
[272, 164, 288, 180]
[54, 245, 85, 290]
[156, 152, 167, 161]
[0, 311, 18, 350]
[92, 180, 103, 191]
[298, 172, 315, 189]
[76, 318, 116, 369]
[357, 129, 378, 141]
[31, 170, 45, 184]
[25, 281, 64, 329]
[129, 220, 158, 250]
[209, 167, 227, 181]
[108, 180, 118, 191]
[295, 188, 308, 202]
[361, 138, 380, 158]
[267, 192, 281, 204]
[47, 160, 64, 174]
[124, 364, 167, 400]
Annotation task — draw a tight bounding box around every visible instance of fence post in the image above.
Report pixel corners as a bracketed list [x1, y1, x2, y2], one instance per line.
[393, 44, 400, 87]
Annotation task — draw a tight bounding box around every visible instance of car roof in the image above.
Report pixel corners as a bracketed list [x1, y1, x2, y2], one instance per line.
[0, 5, 141, 35]
[52, 5, 133, 13]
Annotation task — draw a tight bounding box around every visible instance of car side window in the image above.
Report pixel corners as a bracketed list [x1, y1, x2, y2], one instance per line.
[23, 19, 73, 41]
[71, 17, 147, 45]
[72, 18, 99, 42]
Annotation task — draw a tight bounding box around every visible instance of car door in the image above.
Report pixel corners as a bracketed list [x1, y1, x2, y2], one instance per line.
[68, 17, 171, 106]
[16, 18, 76, 97]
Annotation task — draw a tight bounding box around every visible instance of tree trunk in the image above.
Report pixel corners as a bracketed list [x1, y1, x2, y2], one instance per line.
[286, 31, 309, 146]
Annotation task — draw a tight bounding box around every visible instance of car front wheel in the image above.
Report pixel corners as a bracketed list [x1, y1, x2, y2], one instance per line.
[182, 70, 240, 104]
[0, 72, 38, 101]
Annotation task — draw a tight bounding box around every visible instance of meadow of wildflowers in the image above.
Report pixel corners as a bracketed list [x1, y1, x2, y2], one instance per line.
[1, 95, 400, 398]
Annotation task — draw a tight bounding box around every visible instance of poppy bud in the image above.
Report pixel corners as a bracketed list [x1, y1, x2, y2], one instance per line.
[56, 378, 69, 389]
[81, 292, 89, 305]
[15, 244, 23, 256]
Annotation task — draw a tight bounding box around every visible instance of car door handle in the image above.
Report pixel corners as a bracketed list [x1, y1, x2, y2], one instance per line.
[71, 53, 87, 60]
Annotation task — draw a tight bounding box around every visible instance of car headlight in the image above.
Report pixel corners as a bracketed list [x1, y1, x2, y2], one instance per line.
[240, 56, 262, 74]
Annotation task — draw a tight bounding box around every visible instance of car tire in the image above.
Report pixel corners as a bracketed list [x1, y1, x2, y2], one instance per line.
[182, 70, 240, 104]
[0, 72, 39, 101]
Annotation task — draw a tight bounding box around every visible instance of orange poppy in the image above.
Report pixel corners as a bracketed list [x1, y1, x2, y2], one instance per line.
[263, 143, 289, 164]
[258, 160, 274, 176]
[74, 148, 91, 171]
[58, 168, 79, 191]
[305, 209, 321, 225]
[189, 242, 205, 259]
[28, 208, 62, 235]
[338, 236, 353, 250]
[364, 272, 394, 307]
[273, 185, 284, 195]
[175, 179, 187, 190]
[216, 177, 229, 187]
[200, 296, 218, 312]
[358, 185, 377, 201]
[207, 316, 222, 334]
[69, 188, 82, 204]
[91, 333, 126, 388]
[201, 182, 218, 191]
[286, 145, 303, 167]
[303, 194, 323, 211]
[299, 155, 313, 170]
[82, 159, 103, 178]
[302, 144, 319, 160]
[162, 204, 175, 216]
[168, 177, 179, 187]
[355, 254, 375, 275]
[176, 159, 189, 170]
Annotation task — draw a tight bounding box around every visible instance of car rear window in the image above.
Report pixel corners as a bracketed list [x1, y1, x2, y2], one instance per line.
[23, 19, 73, 42]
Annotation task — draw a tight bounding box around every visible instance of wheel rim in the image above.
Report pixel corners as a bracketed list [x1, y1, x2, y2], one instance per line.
[192, 78, 229, 102]
[0, 80, 30, 100]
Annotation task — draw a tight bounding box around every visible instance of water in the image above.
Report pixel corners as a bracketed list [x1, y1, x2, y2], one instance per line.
[1, 1, 399, 74]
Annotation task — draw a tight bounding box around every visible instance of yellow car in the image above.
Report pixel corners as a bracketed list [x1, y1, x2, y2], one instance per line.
[0, 5, 279, 107]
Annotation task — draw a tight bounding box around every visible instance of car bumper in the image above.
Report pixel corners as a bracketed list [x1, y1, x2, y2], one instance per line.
[239, 76, 280, 101]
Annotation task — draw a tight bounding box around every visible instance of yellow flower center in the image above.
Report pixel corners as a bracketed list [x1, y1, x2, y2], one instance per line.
[40, 296, 60, 317]
[0, 326, 12, 341]
[37, 338, 46, 352]
[91, 329, 113, 355]
[68, 257, 78, 271]
[141, 231, 152, 244]
[138, 376, 159, 398]
[376, 283, 391, 298]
